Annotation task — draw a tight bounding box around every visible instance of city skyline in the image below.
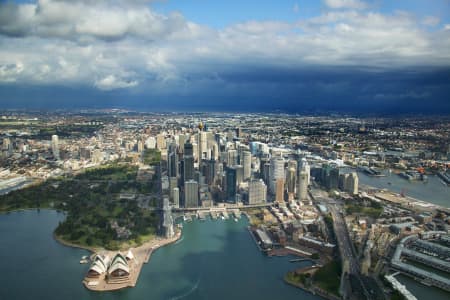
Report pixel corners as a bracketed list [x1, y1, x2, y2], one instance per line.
[1, 0, 449, 113]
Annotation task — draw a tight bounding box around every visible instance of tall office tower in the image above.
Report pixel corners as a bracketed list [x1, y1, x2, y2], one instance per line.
[192, 142, 198, 162]
[184, 180, 199, 208]
[339, 173, 349, 191]
[184, 141, 193, 156]
[235, 127, 242, 138]
[322, 164, 339, 190]
[173, 187, 180, 208]
[269, 157, 285, 194]
[145, 137, 156, 149]
[259, 155, 269, 178]
[235, 165, 244, 186]
[162, 196, 174, 238]
[204, 159, 216, 185]
[286, 165, 296, 194]
[347, 172, 359, 195]
[183, 142, 194, 182]
[156, 133, 166, 150]
[137, 140, 144, 153]
[51, 134, 60, 160]
[227, 149, 238, 166]
[198, 131, 208, 160]
[178, 134, 187, 152]
[225, 166, 237, 202]
[275, 178, 285, 203]
[169, 177, 178, 201]
[298, 158, 311, 184]
[248, 179, 267, 205]
[168, 149, 178, 178]
[297, 170, 308, 201]
[242, 151, 252, 180]
[211, 142, 219, 161]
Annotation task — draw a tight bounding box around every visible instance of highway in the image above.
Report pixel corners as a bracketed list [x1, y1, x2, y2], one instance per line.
[328, 203, 374, 299]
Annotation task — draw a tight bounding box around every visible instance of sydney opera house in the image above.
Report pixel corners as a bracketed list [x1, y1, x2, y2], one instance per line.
[87, 251, 134, 281]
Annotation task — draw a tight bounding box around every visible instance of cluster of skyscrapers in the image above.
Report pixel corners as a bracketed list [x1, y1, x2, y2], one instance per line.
[154, 123, 356, 209]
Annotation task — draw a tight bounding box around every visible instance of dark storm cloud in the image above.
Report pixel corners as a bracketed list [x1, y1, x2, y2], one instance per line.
[0, 1, 449, 114]
[1, 65, 448, 114]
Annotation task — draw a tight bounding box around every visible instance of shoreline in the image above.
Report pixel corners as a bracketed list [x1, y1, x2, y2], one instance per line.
[53, 233, 100, 253]
[82, 230, 182, 291]
[360, 183, 450, 211]
[284, 277, 341, 300]
[0, 208, 184, 293]
[0, 206, 60, 215]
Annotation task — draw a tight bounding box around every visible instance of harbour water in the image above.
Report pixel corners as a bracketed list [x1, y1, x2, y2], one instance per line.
[354, 170, 449, 208]
[0, 209, 319, 300]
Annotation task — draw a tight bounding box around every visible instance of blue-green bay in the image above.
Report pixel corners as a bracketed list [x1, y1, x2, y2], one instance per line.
[0, 209, 319, 300]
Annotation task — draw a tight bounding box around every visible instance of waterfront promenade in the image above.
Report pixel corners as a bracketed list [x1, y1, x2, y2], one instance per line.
[82, 231, 181, 291]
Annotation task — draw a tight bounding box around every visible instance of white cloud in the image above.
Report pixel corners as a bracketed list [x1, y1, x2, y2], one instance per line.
[0, 62, 24, 83]
[324, 0, 367, 10]
[0, 0, 186, 41]
[422, 16, 440, 27]
[0, 0, 449, 92]
[95, 75, 138, 90]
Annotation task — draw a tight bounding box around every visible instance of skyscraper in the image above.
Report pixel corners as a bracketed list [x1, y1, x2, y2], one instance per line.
[298, 158, 311, 185]
[173, 187, 180, 208]
[242, 151, 252, 180]
[297, 170, 308, 201]
[286, 165, 296, 194]
[227, 149, 238, 166]
[51, 134, 60, 160]
[248, 179, 267, 205]
[184, 180, 199, 208]
[183, 142, 194, 183]
[225, 166, 237, 202]
[275, 178, 285, 203]
[322, 163, 339, 190]
[198, 131, 208, 160]
[168, 150, 178, 178]
[162, 196, 174, 238]
[347, 172, 359, 195]
[156, 133, 166, 150]
[269, 157, 285, 194]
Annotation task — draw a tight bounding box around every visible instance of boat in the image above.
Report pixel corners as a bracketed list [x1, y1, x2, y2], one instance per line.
[387, 182, 392, 185]
[82, 255, 89, 260]
[234, 218, 238, 222]
[79, 259, 89, 264]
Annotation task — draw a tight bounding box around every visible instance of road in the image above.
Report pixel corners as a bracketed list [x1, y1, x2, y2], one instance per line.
[327, 203, 374, 299]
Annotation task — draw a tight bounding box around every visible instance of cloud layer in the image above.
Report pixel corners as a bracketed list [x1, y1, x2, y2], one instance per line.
[0, 0, 449, 113]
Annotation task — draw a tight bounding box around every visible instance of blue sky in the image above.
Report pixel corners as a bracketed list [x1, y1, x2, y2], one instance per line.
[151, 0, 450, 28]
[0, 0, 449, 113]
